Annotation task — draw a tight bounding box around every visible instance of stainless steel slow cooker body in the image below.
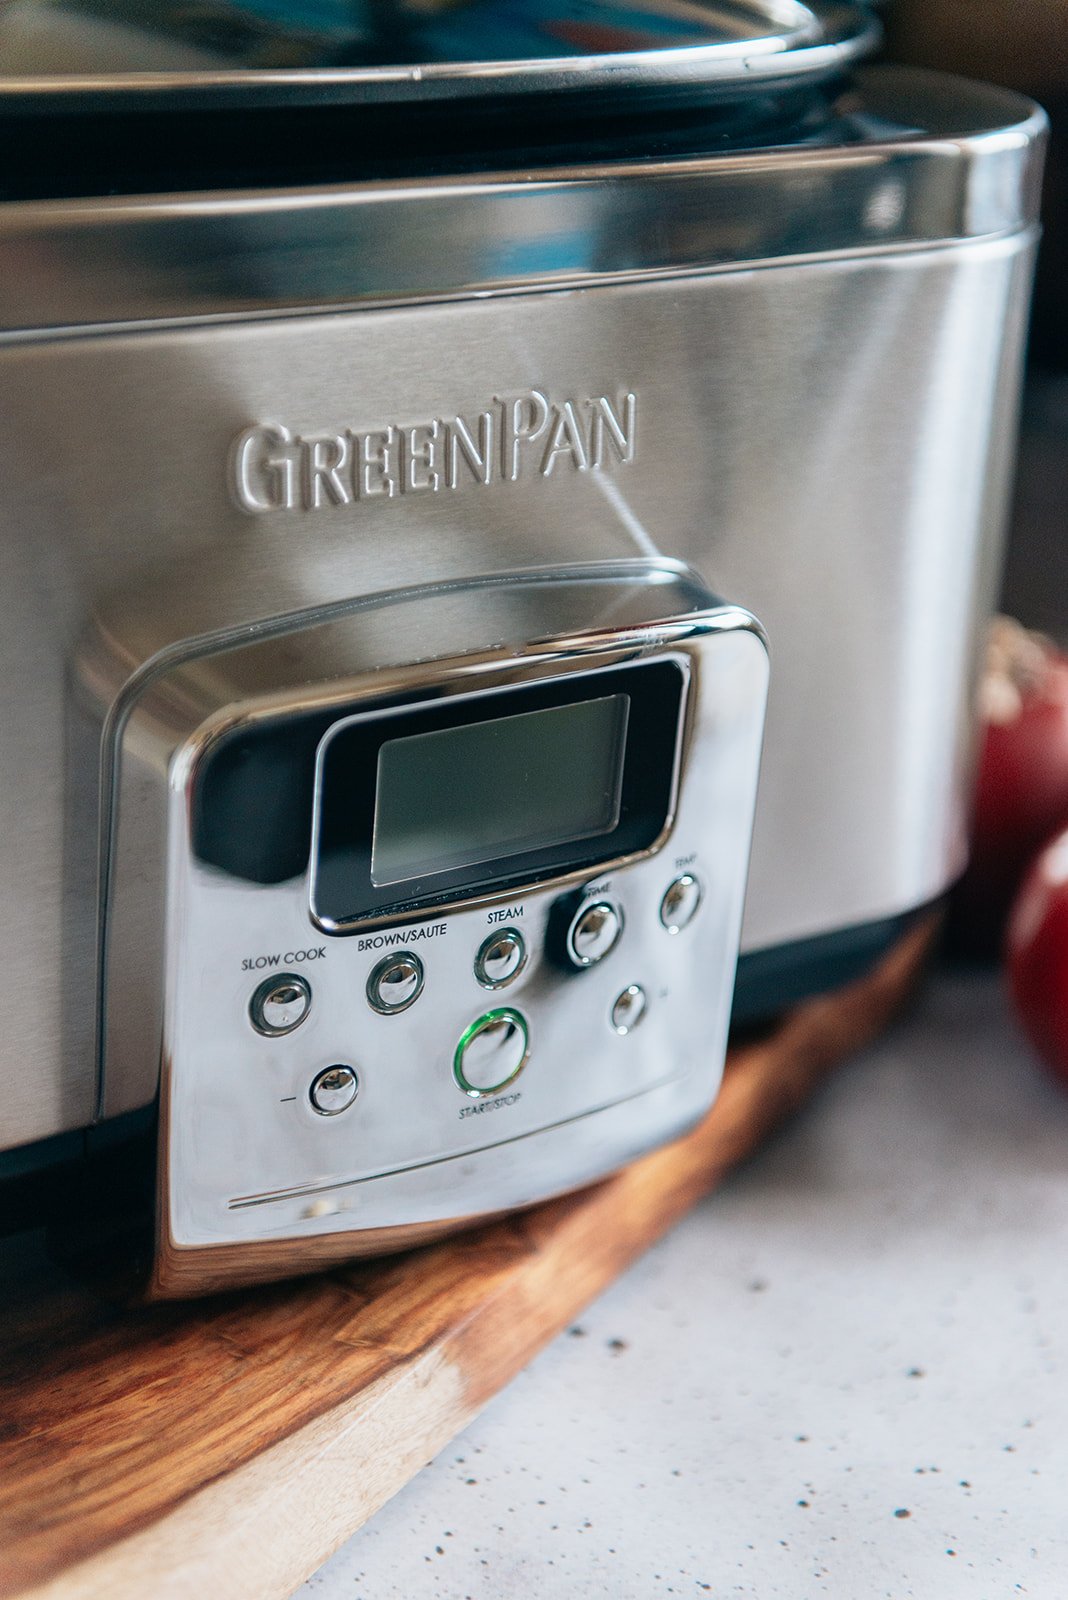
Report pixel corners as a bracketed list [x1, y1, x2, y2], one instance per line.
[0, 3, 1045, 1206]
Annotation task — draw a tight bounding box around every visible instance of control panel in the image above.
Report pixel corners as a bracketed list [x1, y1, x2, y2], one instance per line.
[240, 884, 670, 1118]
[101, 561, 768, 1293]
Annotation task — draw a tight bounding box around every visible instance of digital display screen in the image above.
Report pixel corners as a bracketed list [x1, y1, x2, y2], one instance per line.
[307, 660, 682, 928]
[370, 694, 630, 887]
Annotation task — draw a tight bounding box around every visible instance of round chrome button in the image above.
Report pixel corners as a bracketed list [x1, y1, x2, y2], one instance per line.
[309, 1064, 359, 1116]
[660, 874, 702, 934]
[366, 951, 424, 1015]
[475, 928, 527, 989]
[611, 984, 648, 1035]
[567, 900, 623, 968]
[249, 972, 312, 1037]
[454, 1008, 530, 1097]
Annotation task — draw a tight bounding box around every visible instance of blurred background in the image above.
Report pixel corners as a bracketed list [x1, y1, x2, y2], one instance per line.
[888, 0, 1068, 644]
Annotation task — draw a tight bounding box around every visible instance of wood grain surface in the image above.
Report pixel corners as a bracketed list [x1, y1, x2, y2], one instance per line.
[0, 918, 935, 1600]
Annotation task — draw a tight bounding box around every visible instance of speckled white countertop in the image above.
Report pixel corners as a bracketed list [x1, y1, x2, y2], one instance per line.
[298, 968, 1068, 1598]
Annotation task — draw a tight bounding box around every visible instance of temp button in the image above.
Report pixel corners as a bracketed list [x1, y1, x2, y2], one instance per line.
[454, 1008, 530, 1098]
[660, 874, 702, 934]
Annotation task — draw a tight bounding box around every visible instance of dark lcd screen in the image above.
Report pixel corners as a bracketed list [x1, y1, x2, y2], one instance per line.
[371, 695, 629, 886]
[313, 660, 684, 927]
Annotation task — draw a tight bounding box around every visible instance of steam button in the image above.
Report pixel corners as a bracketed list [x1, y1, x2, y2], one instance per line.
[249, 973, 312, 1037]
[367, 951, 424, 1015]
[310, 1064, 359, 1116]
[660, 874, 702, 934]
[567, 901, 623, 968]
[475, 929, 527, 988]
[454, 1008, 529, 1097]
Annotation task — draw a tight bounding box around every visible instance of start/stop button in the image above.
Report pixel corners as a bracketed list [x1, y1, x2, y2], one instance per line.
[454, 1008, 529, 1097]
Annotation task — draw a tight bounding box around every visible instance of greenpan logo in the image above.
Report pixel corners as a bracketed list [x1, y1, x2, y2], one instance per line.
[231, 388, 637, 513]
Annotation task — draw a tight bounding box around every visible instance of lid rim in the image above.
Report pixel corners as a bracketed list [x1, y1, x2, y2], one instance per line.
[0, 3, 880, 113]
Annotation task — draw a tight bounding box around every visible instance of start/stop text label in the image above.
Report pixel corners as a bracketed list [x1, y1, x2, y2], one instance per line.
[459, 1092, 522, 1120]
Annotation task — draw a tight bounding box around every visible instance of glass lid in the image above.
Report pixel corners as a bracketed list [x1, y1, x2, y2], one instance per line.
[0, 0, 879, 110]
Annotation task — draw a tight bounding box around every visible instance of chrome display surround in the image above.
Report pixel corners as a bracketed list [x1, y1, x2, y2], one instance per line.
[306, 657, 687, 936]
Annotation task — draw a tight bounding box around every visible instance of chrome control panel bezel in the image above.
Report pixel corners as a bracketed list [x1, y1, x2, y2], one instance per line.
[99, 560, 767, 1293]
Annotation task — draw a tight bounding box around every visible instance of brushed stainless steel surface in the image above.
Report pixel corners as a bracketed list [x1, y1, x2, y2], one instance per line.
[0, 0, 875, 111]
[0, 66, 1043, 1154]
[0, 72, 1043, 335]
[0, 229, 1036, 1150]
[142, 576, 767, 1268]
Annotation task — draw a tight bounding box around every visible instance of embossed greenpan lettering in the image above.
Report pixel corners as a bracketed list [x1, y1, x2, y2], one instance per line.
[231, 389, 637, 513]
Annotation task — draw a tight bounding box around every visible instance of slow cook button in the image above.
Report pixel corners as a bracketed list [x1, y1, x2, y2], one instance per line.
[454, 1008, 530, 1098]
[309, 1064, 359, 1116]
[249, 972, 312, 1036]
[366, 951, 424, 1015]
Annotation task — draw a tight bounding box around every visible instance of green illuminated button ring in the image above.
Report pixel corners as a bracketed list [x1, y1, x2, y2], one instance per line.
[454, 1008, 530, 1098]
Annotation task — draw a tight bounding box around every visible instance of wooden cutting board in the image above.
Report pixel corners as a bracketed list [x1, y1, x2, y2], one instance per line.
[0, 918, 935, 1600]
